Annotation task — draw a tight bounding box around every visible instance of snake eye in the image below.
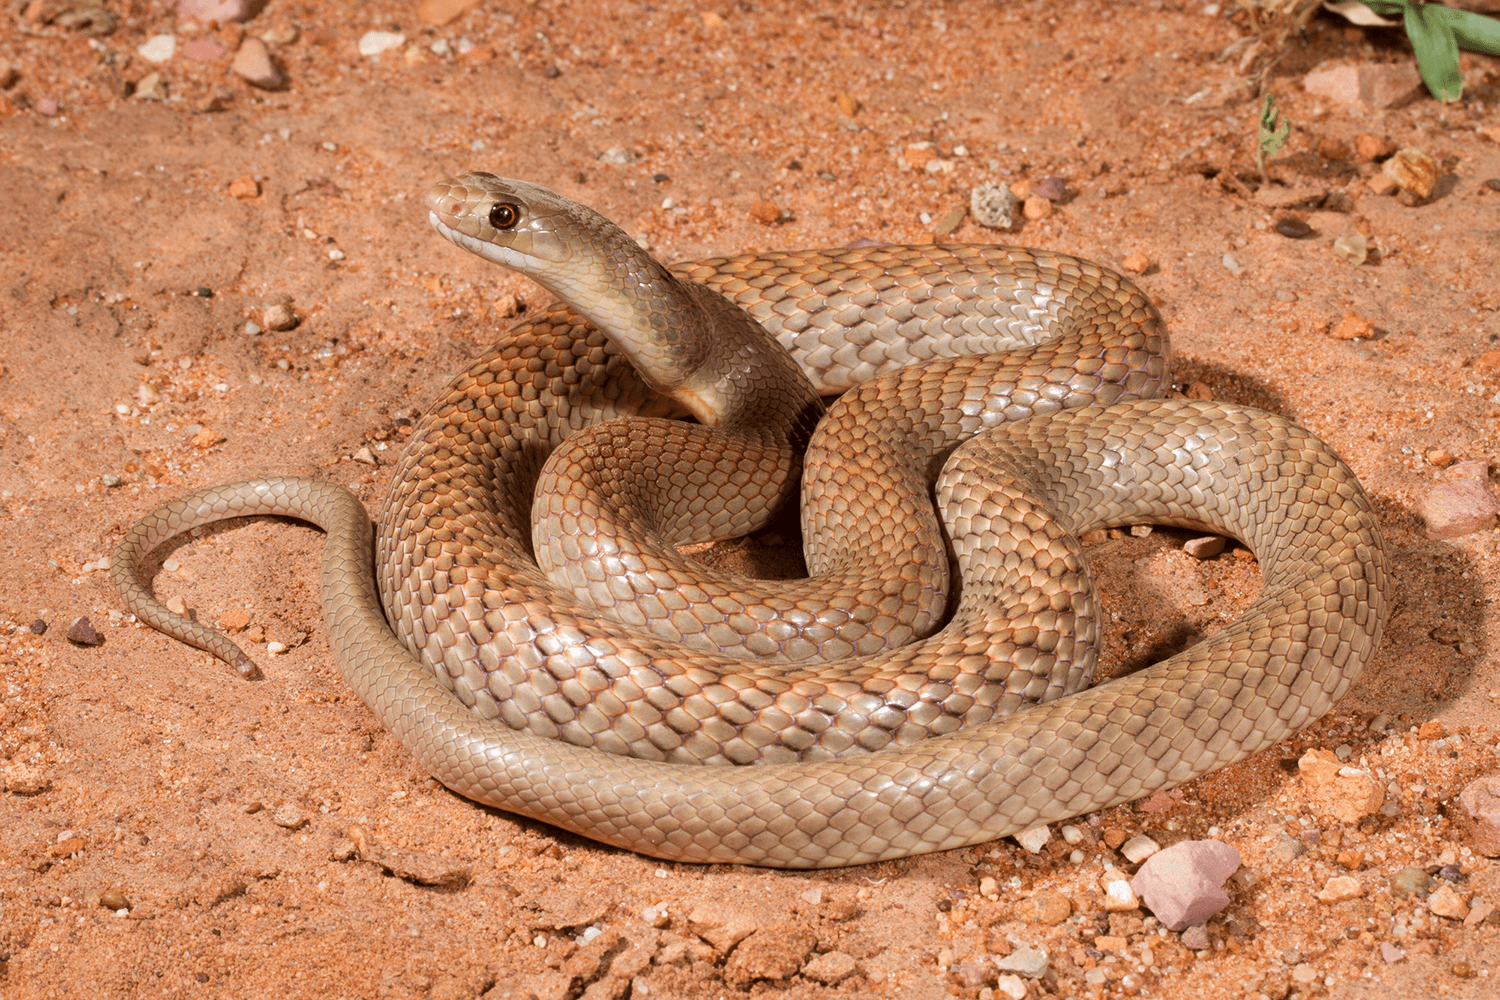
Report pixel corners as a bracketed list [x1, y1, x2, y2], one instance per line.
[488, 202, 520, 230]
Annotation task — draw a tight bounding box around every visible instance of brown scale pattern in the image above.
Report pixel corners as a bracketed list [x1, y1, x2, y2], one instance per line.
[111, 177, 1388, 866]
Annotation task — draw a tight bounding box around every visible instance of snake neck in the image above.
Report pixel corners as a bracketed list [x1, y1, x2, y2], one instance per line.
[427, 173, 824, 446]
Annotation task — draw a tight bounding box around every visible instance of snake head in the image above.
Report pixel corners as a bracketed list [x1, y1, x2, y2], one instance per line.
[424, 172, 589, 267]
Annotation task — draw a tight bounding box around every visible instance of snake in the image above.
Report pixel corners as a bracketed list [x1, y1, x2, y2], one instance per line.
[112, 173, 1390, 868]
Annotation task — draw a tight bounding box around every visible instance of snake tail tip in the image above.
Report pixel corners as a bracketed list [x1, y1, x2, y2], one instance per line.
[233, 654, 263, 681]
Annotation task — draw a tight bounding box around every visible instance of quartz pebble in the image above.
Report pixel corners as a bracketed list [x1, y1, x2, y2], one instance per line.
[995, 973, 1028, 999]
[1332, 233, 1368, 266]
[995, 944, 1048, 979]
[1121, 835, 1161, 863]
[1316, 875, 1364, 903]
[1428, 883, 1470, 920]
[1130, 840, 1240, 930]
[263, 303, 299, 331]
[1102, 878, 1138, 912]
[1015, 823, 1051, 853]
[138, 35, 176, 64]
[358, 31, 406, 57]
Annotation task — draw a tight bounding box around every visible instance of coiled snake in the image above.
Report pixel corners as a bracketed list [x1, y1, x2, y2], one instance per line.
[112, 174, 1388, 868]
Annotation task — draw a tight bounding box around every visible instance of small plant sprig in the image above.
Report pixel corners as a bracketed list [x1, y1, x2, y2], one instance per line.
[1256, 93, 1291, 183]
[1333, 0, 1500, 102]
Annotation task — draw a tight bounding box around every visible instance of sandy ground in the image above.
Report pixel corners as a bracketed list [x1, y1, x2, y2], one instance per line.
[3, 1, 1500, 998]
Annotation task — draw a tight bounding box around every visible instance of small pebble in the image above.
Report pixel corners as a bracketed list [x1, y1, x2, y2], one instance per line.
[1183, 535, 1225, 559]
[1354, 133, 1396, 162]
[1121, 251, 1151, 274]
[133, 73, 168, 101]
[1179, 925, 1210, 951]
[1220, 253, 1243, 275]
[995, 973, 1028, 999]
[1032, 176, 1070, 201]
[970, 182, 1019, 230]
[995, 944, 1049, 979]
[1022, 196, 1052, 220]
[266, 641, 287, 655]
[597, 146, 636, 164]
[98, 889, 131, 911]
[66, 616, 104, 646]
[164, 596, 188, 616]
[30, 619, 47, 635]
[1329, 309, 1375, 340]
[801, 950, 858, 984]
[1121, 835, 1161, 863]
[932, 205, 966, 237]
[1015, 823, 1051, 853]
[1316, 875, 1364, 903]
[1381, 942, 1405, 963]
[1428, 883, 1470, 920]
[1102, 827, 1127, 849]
[748, 199, 782, 225]
[1332, 233, 1368, 266]
[137, 34, 176, 64]
[353, 446, 378, 466]
[358, 31, 406, 57]
[1383, 146, 1438, 200]
[1102, 878, 1138, 912]
[263, 303, 298, 331]
[1026, 890, 1071, 926]
[182, 36, 225, 62]
[1274, 218, 1313, 239]
[272, 804, 308, 829]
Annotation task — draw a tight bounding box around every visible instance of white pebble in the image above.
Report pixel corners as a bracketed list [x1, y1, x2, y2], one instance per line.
[1121, 835, 1161, 863]
[1061, 824, 1084, 845]
[266, 641, 287, 655]
[138, 35, 176, 64]
[358, 31, 406, 57]
[1015, 823, 1051, 854]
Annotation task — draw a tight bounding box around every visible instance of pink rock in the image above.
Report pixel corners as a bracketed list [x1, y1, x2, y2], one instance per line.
[1130, 839, 1241, 931]
[178, 0, 266, 23]
[182, 36, 225, 62]
[231, 37, 285, 91]
[1303, 62, 1424, 110]
[1457, 774, 1500, 857]
[1418, 479, 1499, 539]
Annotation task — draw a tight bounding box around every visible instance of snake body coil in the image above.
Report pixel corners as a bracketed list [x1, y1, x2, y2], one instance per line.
[112, 174, 1388, 867]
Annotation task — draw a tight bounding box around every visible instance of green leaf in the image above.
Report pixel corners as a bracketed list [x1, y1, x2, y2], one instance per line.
[1404, 2, 1463, 101]
[1442, 7, 1500, 57]
[1258, 94, 1289, 157]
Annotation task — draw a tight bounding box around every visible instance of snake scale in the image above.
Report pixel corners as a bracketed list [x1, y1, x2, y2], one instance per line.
[112, 173, 1389, 868]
